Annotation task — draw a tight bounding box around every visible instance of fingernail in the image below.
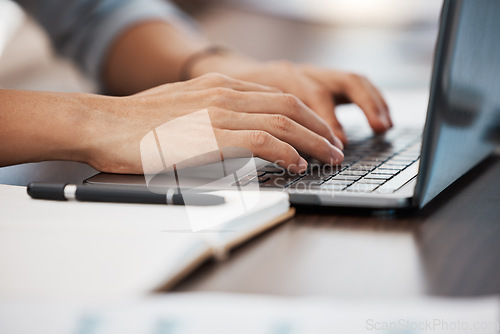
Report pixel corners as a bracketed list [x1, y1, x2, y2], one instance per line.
[330, 144, 344, 165]
[298, 157, 308, 171]
[381, 115, 390, 129]
[387, 115, 394, 128]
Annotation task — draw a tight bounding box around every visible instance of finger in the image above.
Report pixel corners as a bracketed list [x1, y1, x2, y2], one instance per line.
[341, 74, 391, 133]
[210, 90, 340, 148]
[298, 79, 347, 146]
[190, 72, 282, 93]
[364, 81, 393, 127]
[302, 66, 391, 133]
[215, 128, 308, 174]
[210, 110, 344, 165]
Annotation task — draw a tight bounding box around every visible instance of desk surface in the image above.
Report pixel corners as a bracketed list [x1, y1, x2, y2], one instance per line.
[1, 4, 499, 298]
[172, 154, 500, 298]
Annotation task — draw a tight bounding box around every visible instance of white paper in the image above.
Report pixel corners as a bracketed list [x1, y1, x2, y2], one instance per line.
[0, 185, 289, 300]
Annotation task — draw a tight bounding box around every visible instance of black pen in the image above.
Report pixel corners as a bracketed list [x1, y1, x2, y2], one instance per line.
[27, 183, 225, 206]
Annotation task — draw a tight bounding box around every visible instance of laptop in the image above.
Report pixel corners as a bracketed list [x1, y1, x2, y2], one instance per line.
[85, 0, 500, 209]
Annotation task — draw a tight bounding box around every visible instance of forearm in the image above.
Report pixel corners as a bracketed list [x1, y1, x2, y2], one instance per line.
[0, 75, 349, 174]
[0, 90, 102, 166]
[103, 20, 209, 95]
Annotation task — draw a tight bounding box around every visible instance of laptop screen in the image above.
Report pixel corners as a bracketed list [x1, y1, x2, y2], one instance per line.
[415, 0, 500, 207]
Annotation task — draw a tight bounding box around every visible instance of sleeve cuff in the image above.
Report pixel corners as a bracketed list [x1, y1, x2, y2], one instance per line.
[78, 0, 198, 84]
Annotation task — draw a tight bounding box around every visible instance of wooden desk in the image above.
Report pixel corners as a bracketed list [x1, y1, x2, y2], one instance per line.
[173, 155, 500, 297]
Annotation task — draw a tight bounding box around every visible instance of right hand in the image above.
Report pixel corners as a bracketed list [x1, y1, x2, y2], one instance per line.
[83, 73, 344, 174]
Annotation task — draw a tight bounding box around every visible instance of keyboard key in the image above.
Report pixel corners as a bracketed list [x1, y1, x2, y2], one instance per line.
[320, 183, 348, 191]
[396, 154, 420, 160]
[356, 178, 386, 185]
[339, 170, 368, 176]
[373, 167, 403, 172]
[322, 185, 347, 191]
[370, 175, 398, 180]
[363, 173, 392, 180]
[330, 174, 360, 181]
[354, 159, 382, 166]
[252, 175, 270, 184]
[323, 179, 354, 186]
[257, 165, 285, 174]
[344, 183, 379, 192]
[341, 158, 360, 165]
[382, 162, 410, 168]
[352, 165, 381, 172]
[300, 174, 325, 181]
[374, 162, 419, 193]
[363, 153, 393, 160]
[247, 171, 266, 178]
[260, 174, 300, 188]
[232, 174, 257, 187]
[386, 157, 415, 163]
[347, 165, 377, 172]
[308, 181, 325, 188]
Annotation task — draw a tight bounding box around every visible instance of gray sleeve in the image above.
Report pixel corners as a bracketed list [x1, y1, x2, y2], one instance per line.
[15, 0, 197, 81]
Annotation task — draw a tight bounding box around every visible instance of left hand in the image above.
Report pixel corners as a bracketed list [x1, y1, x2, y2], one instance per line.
[190, 55, 393, 144]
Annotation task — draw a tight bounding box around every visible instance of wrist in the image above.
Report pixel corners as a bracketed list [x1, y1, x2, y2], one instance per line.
[50, 93, 104, 165]
[79, 94, 151, 174]
[188, 48, 260, 79]
[73, 93, 126, 170]
[179, 45, 229, 81]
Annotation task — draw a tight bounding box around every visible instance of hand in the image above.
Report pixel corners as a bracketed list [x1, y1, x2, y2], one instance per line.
[84, 73, 344, 174]
[190, 55, 393, 143]
[102, 21, 391, 144]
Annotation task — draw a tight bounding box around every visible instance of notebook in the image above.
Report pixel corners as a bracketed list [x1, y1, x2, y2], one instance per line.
[0, 184, 293, 300]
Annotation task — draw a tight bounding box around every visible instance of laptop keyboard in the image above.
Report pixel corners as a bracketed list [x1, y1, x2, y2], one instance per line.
[233, 128, 422, 193]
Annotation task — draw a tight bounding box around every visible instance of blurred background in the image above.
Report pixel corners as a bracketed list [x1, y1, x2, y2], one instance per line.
[0, 0, 443, 93]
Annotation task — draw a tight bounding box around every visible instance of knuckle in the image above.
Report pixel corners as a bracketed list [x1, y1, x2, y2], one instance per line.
[206, 106, 228, 120]
[210, 86, 232, 96]
[312, 85, 329, 98]
[348, 72, 367, 85]
[271, 114, 292, 133]
[199, 72, 218, 82]
[269, 85, 283, 93]
[299, 62, 314, 71]
[347, 72, 360, 81]
[249, 130, 272, 150]
[283, 93, 302, 110]
[202, 72, 230, 86]
[274, 59, 294, 72]
[342, 72, 364, 92]
[208, 87, 234, 106]
[211, 127, 225, 138]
